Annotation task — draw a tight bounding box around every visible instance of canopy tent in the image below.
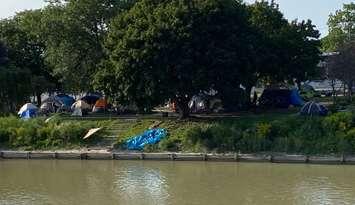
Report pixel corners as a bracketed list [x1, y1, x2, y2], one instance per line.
[18, 103, 38, 119]
[300, 101, 328, 116]
[259, 89, 304, 108]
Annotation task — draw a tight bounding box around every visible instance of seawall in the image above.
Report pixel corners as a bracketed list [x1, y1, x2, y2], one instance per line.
[1, 151, 354, 165]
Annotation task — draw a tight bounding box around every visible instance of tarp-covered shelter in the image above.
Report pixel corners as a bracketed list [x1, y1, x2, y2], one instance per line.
[259, 89, 304, 108]
[18, 103, 38, 119]
[56, 94, 75, 107]
[300, 101, 328, 116]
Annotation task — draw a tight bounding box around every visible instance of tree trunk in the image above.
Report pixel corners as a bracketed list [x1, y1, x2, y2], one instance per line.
[176, 96, 190, 119]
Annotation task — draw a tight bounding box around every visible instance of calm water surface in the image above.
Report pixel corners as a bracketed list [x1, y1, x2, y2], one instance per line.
[0, 160, 355, 205]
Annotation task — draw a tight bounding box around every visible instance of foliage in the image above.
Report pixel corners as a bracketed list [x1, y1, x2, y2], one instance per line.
[41, 0, 136, 93]
[323, 3, 355, 51]
[0, 116, 105, 150]
[0, 10, 56, 112]
[0, 0, 322, 116]
[248, 1, 321, 86]
[96, 0, 321, 117]
[0, 40, 32, 113]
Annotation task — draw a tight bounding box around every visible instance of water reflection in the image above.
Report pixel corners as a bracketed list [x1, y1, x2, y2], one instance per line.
[113, 162, 169, 205]
[1, 160, 355, 205]
[295, 177, 355, 205]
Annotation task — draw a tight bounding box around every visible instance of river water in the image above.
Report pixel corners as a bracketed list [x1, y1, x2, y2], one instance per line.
[0, 160, 355, 205]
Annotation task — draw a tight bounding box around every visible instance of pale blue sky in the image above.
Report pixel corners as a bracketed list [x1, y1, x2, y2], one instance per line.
[1, 0, 354, 36]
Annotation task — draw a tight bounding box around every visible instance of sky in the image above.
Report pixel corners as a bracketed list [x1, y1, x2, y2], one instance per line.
[0, 0, 354, 37]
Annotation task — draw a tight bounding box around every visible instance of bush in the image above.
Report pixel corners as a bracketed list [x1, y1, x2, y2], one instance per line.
[0, 117, 105, 150]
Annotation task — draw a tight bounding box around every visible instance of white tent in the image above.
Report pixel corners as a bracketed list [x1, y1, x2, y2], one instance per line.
[18, 103, 38, 116]
[71, 100, 91, 110]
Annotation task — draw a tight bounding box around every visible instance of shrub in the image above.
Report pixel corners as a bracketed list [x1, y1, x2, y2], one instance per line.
[0, 117, 104, 150]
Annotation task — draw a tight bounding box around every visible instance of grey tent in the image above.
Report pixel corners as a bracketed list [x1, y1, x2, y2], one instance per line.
[300, 101, 328, 116]
[40, 96, 67, 114]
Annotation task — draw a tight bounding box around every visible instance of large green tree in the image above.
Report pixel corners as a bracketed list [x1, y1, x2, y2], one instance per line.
[248, 0, 320, 88]
[0, 10, 56, 110]
[42, 0, 136, 93]
[323, 3, 355, 51]
[95, 0, 256, 117]
[0, 40, 32, 113]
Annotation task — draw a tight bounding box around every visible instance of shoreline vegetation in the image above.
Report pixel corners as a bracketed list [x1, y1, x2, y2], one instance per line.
[2, 110, 355, 158]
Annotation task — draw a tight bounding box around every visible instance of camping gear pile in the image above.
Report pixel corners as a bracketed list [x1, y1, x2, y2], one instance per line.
[125, 128, 168, 150]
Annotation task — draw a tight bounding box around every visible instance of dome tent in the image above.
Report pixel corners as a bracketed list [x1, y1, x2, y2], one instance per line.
[92, 98, 108, 113]
[71, 100, 91, 116]
[40, 96, 65, 114]
[18, 103, 38, 119]
[300, 101, 328, 116]
[56, 94, 75, 108]
[71, 100, 91, 111]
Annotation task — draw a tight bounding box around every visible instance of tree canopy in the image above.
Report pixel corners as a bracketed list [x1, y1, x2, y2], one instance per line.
[94, 0, 321, 117]
[0, 0, 321, 116]
[322, 3, 355, 51]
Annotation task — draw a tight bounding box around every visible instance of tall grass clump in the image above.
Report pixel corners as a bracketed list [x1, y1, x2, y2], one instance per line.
[0, 116, 105, 150]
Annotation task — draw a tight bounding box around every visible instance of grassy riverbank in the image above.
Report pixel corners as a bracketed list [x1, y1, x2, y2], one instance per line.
[1, 111, 355, 155]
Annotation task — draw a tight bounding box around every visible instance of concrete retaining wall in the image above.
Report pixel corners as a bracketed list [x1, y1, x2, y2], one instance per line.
[0, 151, 354, 165]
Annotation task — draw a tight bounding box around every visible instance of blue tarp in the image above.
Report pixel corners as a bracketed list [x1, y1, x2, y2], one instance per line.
[126, 128, 168, 150]
[56, 94, 75, 107]
[290, 89, 304, 106]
